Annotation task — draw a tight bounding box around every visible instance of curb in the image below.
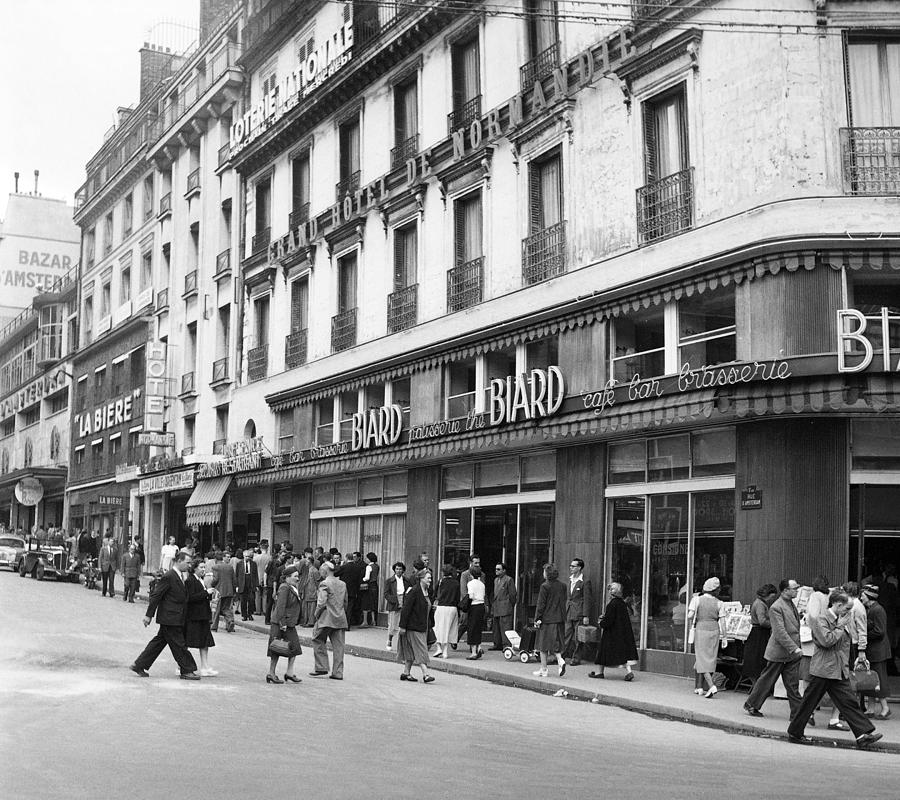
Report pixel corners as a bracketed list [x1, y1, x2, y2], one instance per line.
[134, 595, 898, 754]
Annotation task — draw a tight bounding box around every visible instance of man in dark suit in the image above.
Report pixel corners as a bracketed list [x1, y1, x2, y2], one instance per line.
[490, 562, 517, 650]
[235, 548, 259, 621]
[130, 551, 199, 679]
[564, 558, 593, 665]
[98, 534, 119, 598]
[122, 543, 142, 603]
[334, 551, 365, 627]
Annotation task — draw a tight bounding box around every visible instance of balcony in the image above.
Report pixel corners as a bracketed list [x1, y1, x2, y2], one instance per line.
[247, 344, 268, 382]
[840, 127, 900, 196]
[213, 438, 226, 455]
[632, 0, 679, 20]
[155, 287, 169, 313]
[636, 167, 694, 245]
[285, 329, 308, 369]
[180, 372, 196, 397]
[520, 42, 559, 90]
[183, 270, 198, 298]
[211, 357, 230, 386]
[522, 221, 567, 285]
[447, 257, 484, 313]
[331, 308, 357, 352]
[217, 143, 231, 169]
[251, 227, 270, 255]
[387, 284, 418, 333]
[186, 167, 200, 197]
[335, 171, 361, 201]
[448, 95, 482, 133]
[158, 192, 172, 218]
[214, 248, 231, 279]
[390, 134, 419, 170]
[289, 203, 310, 230]
[353, 0, 411, 51]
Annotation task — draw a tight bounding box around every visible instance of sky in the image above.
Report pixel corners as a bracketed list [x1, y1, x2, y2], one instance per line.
[0, 0, 200, 208]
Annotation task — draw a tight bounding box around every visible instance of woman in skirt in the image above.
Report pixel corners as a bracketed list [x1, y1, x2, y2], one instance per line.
[433, 564, 460, 658]
[590, 582, 639, 681]
[742, 583, 778, 684]
[398, 569, 435, 682]
[693, 576, 725, 698]
[360, 552, 380, 627]
[267, 566, 303, 684]
[533, 563, 567, 678]
[185, 559, 217, 677]
[465, 565, 487, 659]
[861, 585, 892, 719]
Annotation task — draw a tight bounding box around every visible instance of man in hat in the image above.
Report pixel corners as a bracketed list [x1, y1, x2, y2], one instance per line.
[860, 584, 891, 719]
[310, 561, 348, 680]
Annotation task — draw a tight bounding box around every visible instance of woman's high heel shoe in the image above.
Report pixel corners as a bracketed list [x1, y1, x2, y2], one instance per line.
[266, 674, 284, 684]
[704, 685, 717, 698]
[284, 674, 302, 683]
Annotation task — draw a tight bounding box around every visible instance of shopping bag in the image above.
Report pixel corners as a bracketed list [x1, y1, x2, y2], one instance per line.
[849, 665, 880, 694]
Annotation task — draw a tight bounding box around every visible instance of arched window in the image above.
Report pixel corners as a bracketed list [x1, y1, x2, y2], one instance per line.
[243, 419, 256, 439]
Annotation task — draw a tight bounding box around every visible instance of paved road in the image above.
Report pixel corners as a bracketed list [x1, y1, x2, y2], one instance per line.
[1, 572, 896, 800]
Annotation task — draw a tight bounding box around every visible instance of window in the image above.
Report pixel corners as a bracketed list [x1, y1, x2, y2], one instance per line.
[338, 117, 361, 196]
[22, 405, 40, 427]
[643, 84, 689, 184]
[525, 336, 559, 371]
[215, 405, 229, 450]
[83, 295, 93, 343]
[183, 417, 195, 454]
[607, 429, 735, 485]
[143, 175, 154, 220]
[445, 357, 477, 417]
[677, 287, 736, 370]
[48, 390, 68, 416]
[296, 27, 315, 66]
[91, 440, 104, 472]
[278, 409, 294, 453]
[389, 377, 411, 430]
[261, 64, 277, 97]
[612, 305, 665, 382]
[255, 176, 271, 240]
[290, 277, 308, 334]
[186, 322, 197, 374]
[393, 76, 418, 165]
[103, 212, 114, 255]
[130, 346, 145, 389]
[852, 419, 900, 471]
[316, 397, 335, 445]
[140, 250, 152, 291]
[254, 295, 270, 349]
[75, 447, 85, 466]
[95, 366, 106, 390]
[528, 149, 563, 233]
[85, 228, 95, 267]
[100, 280, 111, 318]
[338, 252, 357, 313]
[440, 454, 555, 499]
[0, 419, 14, 438]
[339, 390, 359, 442]
[112, 360, 125, 395]
[484, 345, 517, 408]
[111, 434, 122, 459]
[120, 261, 131, 303]
[393, 222, 417, 291]
[123, 193, 133, 237]
[454, 191, 483, 266]
[364, 383, 385, 412]
[845, 36, 900, 127]
[291, 150, 311, 220]
[524, 0, 558, 66]
[450, 34, 481, 129]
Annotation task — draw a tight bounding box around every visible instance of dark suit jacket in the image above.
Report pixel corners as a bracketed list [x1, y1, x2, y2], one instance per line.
[272, 583, 302, 627]
[764, 595, 802, 662]
[185, 573, 212, 622]
[122, 552, 142, 579]
[335, 560, 364, 597]
[492, 574, 517, 616]
[235, 559, 259, 594]
[536, 579, 567, 624]
[399, 585, 430, 632]
[99, 542, 119, 572]
[146, 569, 189, 626]
[566, 575, 593, 621]
[384, 574, 406, 611]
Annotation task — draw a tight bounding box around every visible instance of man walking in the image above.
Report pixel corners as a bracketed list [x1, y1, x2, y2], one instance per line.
[254, 541, 271, 618]
[744, 578, 803, 719]
[236, 549, 258, 621]
[310, 561, 348, 680]
[130, 551, 199, 680]
[787, 589, 882, 748]
[122, 543, 142, 603]
[98, 534, 119, 598]
[211, 551, 236, 632]
[490, 562, 517, 650]
[564, 558, 593, 665]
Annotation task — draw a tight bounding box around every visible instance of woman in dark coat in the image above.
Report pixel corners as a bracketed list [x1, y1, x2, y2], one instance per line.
[185, 559, 216, 677]
[398, 570, 435, 682]
[360, 552, 380, 626]
[861, 585, 892, 719]
[590, 582, 639, 681]
[742, 583, 777, 683]
[267, 566, 303, 684]
[533, 563, 567, 678]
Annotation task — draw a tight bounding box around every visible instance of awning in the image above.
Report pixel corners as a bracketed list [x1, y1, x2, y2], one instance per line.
[185, 476, 231, 526]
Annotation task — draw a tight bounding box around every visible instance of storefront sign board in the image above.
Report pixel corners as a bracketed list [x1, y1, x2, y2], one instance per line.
[75, 395, 134, 438]
[14, 477, 44, 506]
[138, 431, 175, 447]
[139, 470, 195, 496]
[0, 371, 67, 421]
[98, 495, 125, 506]
[740, 486, 762, 510]
[836, 307, 899, 373]
[144, 341, 167, 432]
[198, 452, 261, 479]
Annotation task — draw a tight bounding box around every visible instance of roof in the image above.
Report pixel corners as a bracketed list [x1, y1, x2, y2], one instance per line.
[0, 193, 79, 244]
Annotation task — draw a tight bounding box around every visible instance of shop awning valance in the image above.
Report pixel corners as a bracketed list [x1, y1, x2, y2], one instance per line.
[185, 476, 231, 526]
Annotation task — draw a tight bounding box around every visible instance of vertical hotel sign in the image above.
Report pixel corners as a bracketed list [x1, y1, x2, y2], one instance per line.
[145, 341, 167, 432]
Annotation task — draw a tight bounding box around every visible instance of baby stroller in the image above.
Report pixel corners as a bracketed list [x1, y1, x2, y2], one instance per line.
[502, 628, 541, 663]
[81, 557, 99, 590]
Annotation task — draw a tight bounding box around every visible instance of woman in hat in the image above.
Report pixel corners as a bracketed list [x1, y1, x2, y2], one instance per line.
[397, 569, 435, 683]
[590, 582, 638, 681]
[267, 565, 303, 684]
[860, 584, 892, 719]
[693, 576, 725, 698]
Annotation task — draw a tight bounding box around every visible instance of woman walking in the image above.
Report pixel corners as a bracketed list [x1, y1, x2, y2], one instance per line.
[398, 569, 435, 683]
[433, 564, 460, 658]
[693, 576, 725, 698]
[590, 582, 638, 681]
[742, 583, 778, 684]
[465, 565, 487, 660]
[267, 565, 303, 684]
[360, 552, 380, 627]
[861, 585, 892, 719]
[533, 563, 567, 678]
[185, 559, 217, 677]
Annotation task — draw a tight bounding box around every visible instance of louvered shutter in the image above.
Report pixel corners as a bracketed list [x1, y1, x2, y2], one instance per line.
[454, 198, 466, 266]
[642, 100, 658, 184]
[394, 228, 406, 291]
[290, 279, 308, 333]
[529, 160, 542, 234]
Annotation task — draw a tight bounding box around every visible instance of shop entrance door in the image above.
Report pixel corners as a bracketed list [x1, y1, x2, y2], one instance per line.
[473, 506, 517, 632]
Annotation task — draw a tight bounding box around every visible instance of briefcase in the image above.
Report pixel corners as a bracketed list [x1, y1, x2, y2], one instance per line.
[849, 665, 880, 694]
[576, 624, 600, 643]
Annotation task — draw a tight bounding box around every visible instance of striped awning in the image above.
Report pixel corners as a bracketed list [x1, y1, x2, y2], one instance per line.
[185, 476, 231, 526]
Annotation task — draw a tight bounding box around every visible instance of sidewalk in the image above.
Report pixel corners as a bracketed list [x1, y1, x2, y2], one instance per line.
[233, 615, 899, 754]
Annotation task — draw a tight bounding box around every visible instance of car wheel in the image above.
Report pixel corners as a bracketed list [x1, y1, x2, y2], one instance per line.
[18, 561, 26, 577]
[36, 563, 45, 581]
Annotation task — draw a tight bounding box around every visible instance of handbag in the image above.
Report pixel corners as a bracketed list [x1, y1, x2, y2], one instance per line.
[458, 595, 472, 613]
[268, 630, 300, 658]
[849, 664, 880, 694]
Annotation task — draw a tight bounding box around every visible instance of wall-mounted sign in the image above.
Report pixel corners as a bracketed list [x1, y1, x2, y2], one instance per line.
[14, 477, 44, 506]
[115, 463, 140, 482]
[740, 486, 762, 510]
[139, 469, 195, 496]
[230, 21, 354, 154]
[197, 437, 266, 479]
[98, 495, 126, 506]
[144, 341, 167, 432]
[0, 370, 67, 421]
[351, 404, 403, 451]
[138, 431, 175, 448]
[75, 395, 134, 438]
[488, 367, 565, 426]
[836, 307, 899, 373]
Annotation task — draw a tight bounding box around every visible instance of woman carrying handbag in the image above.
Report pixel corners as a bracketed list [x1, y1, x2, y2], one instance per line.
[267, 566, 303, 684]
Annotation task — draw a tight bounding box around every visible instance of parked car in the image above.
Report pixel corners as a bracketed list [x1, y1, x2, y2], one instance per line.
[15, 538, 78, 581]
[0, 535, 26, 570]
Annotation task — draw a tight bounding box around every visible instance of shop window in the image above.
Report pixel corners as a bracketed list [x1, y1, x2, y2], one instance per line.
[278, 409, 294, 453]
[608, 441, 647, 484]
[677, 287, 736, 370]
[364, 383, 385, 411]
[692, 428, 736, 476]
[852, 419, 900, 470]
[389, 377, 411, 430]
[313, 482, 334, 510]
[443, 463, 474, 498]
[648, 435, 690, 481]
[692, 490, 735, 597]
[647, 493, 689, 652]
[316, 397, 335, 445]
[520, 452, 556, 491]
[441, 507, 472, 572]
[445, 357, 477, 418]
[612, 305, 666, 382]
[334, 479, 357, 508]
[483, 345, 517, 409]
[525, 336, 559, 371]
[358, 476, 383, 506]
[273, 488, 291, 516]
[383, 472, 408, 503]
[474, 457, 519, 496]
[338, 390, 359, 442]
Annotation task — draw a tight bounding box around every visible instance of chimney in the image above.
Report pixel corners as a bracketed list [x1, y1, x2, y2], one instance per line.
[139, 44, 174, 102]
[14, 172, 19, 193]
[34, 170, 39, 195]
[200, 0, 233, 43]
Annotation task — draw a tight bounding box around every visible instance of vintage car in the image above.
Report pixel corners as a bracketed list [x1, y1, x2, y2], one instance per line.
[15, 538, 78, 581]
[0, 535, 26, 570]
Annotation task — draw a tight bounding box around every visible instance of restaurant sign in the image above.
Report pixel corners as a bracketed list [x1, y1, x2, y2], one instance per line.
[836, 307, 899, 373]
[139, 469, 195, 496]
[197, 437, 266, 479]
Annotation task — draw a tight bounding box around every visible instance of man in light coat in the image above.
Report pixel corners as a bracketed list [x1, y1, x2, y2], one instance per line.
[490, 562, 517, 650]
[744, 578, 803, 719]
[254, 541, 271, 618]
[310, 561, 348, 680]
[211, 551, 236, 633]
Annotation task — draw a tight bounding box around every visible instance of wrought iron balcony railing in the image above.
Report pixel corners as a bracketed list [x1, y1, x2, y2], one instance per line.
[211, 357, 229, 384]
[218, 143, 231, 168]
[336, 170, 361, 201]
[520, 42, 559, 90]
[186, 167, 200, 195]
[447, 256, 484, 313]
[251, 227, 271, 254]
[331, 308, 357, 352]
[391, 134, 419, 170]
[289, 203, 310, 230]
[632, 0, 679, 19]
[387, 284, 418, 333]
[353, 0, 411, 51]
[248, 344, 268, 382]
[215, 248, 231, 278]
[840, 127, 900, 196]
[448, 95, 482, 133]
[159, 192, 172, 217]
[213, 438, 226, 454]
[184, 270, 198, 297]
[522, 221, 567, 285]
[180, 372, 196, 396]
[285, 329, 308, 369]
[636, 167, 694, 245]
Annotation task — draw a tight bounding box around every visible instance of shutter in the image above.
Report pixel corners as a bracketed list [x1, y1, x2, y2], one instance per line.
[529, 160, 543, 233]
[344, 2, 351, 23]
[393, 228, 406, 290]
[451, 45, 464, 110]
[842, 31, 855, 126]
[290, 279, 307, 333]
[642, 99, 658, 184]
[454, 198, 466, 266]
[676, 87, 689, 171]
